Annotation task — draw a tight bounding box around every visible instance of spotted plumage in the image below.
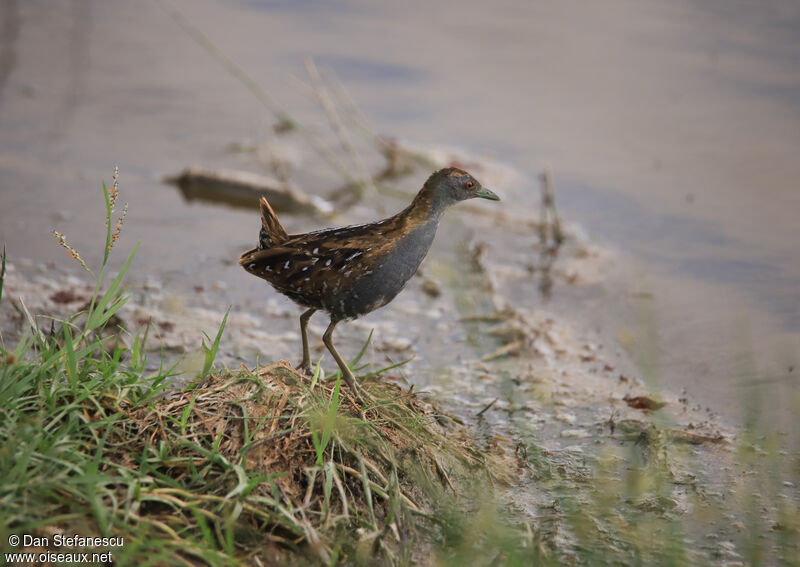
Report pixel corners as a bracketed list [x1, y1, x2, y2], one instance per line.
[240, 167, 500, 393]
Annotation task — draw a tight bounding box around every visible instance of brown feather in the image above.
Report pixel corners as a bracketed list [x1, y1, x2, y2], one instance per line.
[258, 197, 288, 249]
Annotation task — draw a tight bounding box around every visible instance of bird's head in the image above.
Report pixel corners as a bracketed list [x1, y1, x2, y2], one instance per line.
[425, 167, 500, 208]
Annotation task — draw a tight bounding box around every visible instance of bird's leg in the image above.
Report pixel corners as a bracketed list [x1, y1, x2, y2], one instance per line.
[297, 308, 317, 376]
[322, 319, 359, 393]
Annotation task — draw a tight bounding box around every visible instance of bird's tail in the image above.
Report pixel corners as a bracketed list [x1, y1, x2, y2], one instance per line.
[257, 197, 289, 249]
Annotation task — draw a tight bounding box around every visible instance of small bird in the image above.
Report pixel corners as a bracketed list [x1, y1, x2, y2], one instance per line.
[239, 167, 499, 393]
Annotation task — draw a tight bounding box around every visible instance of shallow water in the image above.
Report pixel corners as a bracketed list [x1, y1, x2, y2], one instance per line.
[0, 0, 798, 435]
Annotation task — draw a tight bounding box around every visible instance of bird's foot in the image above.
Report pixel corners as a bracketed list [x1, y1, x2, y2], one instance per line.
[296, 361, 314, 377]
[340, 368, 368, 405]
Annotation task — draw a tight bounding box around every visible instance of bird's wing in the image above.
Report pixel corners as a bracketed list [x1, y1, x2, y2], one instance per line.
[241, 233, 382, 285]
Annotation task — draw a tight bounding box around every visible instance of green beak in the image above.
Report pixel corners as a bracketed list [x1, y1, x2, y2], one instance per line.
[476, 186, 500, 201]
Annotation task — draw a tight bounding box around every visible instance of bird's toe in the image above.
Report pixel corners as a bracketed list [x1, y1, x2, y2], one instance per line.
[296, 362, 314, 377]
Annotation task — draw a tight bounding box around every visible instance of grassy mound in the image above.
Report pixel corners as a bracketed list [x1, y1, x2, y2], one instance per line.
[125, 362, 487, 564]
[0, 338, 492, 565]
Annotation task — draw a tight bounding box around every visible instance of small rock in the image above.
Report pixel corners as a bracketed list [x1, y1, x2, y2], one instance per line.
[378, 337, 413, 352]
[560, 428, 592, 439]
[555, 411, 577, 424]
[421, 279, 441, 298]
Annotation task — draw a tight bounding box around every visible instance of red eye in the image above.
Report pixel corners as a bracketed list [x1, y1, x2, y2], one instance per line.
[465, 181, 474, 190]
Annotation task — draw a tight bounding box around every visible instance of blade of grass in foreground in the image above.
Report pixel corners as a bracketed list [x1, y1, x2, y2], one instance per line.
[312, 374, 342, 465]
[85, 241, 140, 333]
[197, 307, 230, 382]
[0, 246, 6, 307]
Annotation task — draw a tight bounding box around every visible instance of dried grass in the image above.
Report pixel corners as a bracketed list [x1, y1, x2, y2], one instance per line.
[114, 361, 488, 563]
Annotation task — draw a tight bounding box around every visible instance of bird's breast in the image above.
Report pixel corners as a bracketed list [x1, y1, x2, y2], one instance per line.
[333, 219, 439, 319]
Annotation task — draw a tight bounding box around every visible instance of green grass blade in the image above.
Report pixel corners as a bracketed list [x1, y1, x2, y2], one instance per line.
[0, 245, 6, 306]
[313, 374, 342, 466]
[180, 392, 200, 435]
[86, 241, 140, 332]
[350, 329, 373, 367]
[61, 324, 78, 386]
[13, 327, 35, 361]
[312, 426, 324, 465]
[310, 356, 324, 389]
[361, 357, 412, 379]
[92, 295, 130, 330]
[101, 181, 112, 264]
[199, 307, 229, 380]
[322, 375, 341, 449]
[190, 506, 218, 550]
[323, 462, 334, 515]
[359, 456, 376, 528]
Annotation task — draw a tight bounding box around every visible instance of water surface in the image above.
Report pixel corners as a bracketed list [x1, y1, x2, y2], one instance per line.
[0, 0, 798, 429]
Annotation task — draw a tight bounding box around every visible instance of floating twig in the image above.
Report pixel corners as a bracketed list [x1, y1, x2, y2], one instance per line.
[164, 167, 333, 215]
[481, 339, 524, 362]
[476, 397, 498, 417]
